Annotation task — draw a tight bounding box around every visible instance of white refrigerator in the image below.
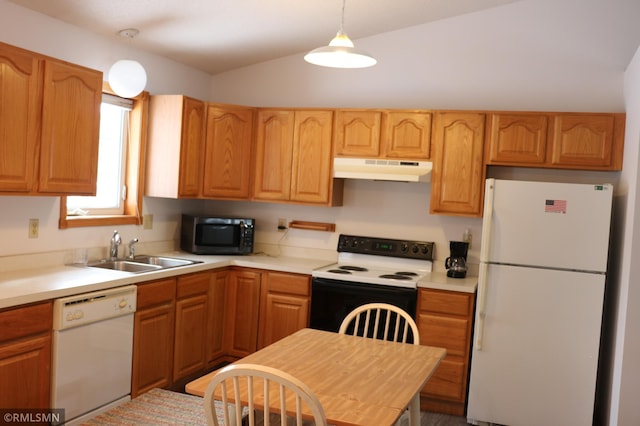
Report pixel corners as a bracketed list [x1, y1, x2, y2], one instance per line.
[467, 179, 613, 426]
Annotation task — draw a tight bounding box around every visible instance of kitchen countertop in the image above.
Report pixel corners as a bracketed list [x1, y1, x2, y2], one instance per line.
[418, 272, 478, 293]
[0, 251, 477, 310]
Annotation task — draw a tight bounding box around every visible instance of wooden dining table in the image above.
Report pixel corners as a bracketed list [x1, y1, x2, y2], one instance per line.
[186, 328, 446, 426]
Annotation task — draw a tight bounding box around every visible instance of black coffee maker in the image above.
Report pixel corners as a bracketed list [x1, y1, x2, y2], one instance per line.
[445, 241, 469, 278]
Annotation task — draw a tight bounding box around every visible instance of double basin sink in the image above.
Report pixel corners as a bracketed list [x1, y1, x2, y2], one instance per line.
[87, 255, 202, 274]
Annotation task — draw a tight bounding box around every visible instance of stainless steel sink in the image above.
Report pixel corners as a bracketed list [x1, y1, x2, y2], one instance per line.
[131, 255, 201, 268]
[87, 255, 201, 274]
[87, 260, 162, 273]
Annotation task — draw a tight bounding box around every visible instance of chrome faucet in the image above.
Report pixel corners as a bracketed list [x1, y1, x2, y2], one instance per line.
[110, 230, 122, 260]
[128, 238, 139, 259]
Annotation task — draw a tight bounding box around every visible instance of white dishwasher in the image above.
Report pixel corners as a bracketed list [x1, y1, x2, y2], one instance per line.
[51, 285, 137, 425]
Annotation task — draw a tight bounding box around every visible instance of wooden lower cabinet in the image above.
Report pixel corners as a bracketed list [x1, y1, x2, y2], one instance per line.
[417, 288, 475, 416]
[173, 272, 210, 381]
[258, 271, 310, 349]
[0, 301, 52, 408]
[207, 269, 228, 366]
[224, 268, 262, 358]
[132, 278, 176, 398]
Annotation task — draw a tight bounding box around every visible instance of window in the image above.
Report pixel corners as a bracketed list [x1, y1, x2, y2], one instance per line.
[59, 85, 148, 229]
[67, 94, 131, 215]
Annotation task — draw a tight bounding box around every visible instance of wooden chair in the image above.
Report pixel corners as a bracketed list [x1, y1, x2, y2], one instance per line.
[204, 363, 327, 426]
[338, 302, 420, 345]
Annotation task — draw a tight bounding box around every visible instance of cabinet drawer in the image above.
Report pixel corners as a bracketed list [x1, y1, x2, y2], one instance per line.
[418, 313, 469, 357]
[0, 301, 52, 343]
[419, 289, 471, 317]
[266, 272, 310, 296]
[177, 272, 210, 299]
[422, 358, 466, 401]
[137, 278, 176, 309]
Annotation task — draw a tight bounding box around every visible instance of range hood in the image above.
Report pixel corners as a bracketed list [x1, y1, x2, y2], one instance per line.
[333, 158, 432, 183]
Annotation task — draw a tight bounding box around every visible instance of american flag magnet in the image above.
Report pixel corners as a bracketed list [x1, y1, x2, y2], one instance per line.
[545, 199, 567, 214]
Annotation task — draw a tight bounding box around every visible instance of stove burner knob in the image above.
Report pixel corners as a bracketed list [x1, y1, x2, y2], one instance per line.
[411, 245, 419, 254]
[421, 245, 429, 255]
[401, 243, 408, 252]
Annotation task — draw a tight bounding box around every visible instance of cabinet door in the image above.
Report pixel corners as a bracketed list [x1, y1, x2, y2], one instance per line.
[381, 111, 432, 159]
[178, 97, 206, 197]
[290, 110, 334, 204]
[258, 272, 310, 349]
[417, 288, 475, 416]
[174, 273, 210, 381]
[486, 113, 548, 165]
[146, 95, 206, 198]
[132, 278, 176, 398]
[253, 110, 294, 201]
[207, 269, 228, 365]
[202, 104, 254, 199]
[551, 113, 620, 168]
[225, 269, 261, 358]
[0, 43, 40, 193]
[430, 112, 485, 217]
[334, 110, 382, 157]
[0, 334, 51, 408]
[39, 59, 102, 194]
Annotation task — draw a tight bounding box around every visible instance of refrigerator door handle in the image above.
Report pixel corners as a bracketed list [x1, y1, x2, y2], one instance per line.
[475, 261, 488, 350]
[475, 178, 495, 351]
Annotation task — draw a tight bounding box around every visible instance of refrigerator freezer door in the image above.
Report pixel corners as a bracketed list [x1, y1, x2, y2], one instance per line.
[467, 264, 605, 426]
[482, 179, 613, 272]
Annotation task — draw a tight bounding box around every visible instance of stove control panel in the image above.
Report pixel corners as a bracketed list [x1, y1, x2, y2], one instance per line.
[337, 234, 434, 261]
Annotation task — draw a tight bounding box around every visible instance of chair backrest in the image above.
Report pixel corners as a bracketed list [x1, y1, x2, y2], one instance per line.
[204, 363, 327, 426]
[338, 302, 420, 345]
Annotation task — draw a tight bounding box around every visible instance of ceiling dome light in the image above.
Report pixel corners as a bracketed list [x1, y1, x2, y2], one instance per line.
[108, 28, 147, 98]
[108, 59, 147, 98]
[304, 0, 376, 69]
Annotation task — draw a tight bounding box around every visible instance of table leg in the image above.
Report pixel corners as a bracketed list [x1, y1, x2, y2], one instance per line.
[409, 394, 420, 426]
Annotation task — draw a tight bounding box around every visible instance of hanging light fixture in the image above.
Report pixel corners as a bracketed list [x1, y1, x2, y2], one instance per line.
[108, 29, 147, 98]
[304, 0, 377, 69]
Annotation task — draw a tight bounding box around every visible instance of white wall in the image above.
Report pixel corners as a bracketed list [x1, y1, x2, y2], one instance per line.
[606, 45, 640, 426]
[210, 0, 626, 112]
[198, 180, 482, 270]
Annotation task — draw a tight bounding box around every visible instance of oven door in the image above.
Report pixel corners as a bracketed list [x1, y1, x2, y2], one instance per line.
[310, 277, 417, 337]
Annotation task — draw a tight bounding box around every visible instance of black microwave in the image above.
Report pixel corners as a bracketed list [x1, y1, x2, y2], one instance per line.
[180, 214, 255, 255]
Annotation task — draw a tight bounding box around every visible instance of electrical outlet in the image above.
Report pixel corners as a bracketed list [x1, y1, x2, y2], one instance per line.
[143, 214, 153, 230]
[277, 218, 287, 232]
[28, 218, 39, 239]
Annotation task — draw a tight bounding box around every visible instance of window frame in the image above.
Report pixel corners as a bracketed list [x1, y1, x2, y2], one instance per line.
[59, 83, 148, 229]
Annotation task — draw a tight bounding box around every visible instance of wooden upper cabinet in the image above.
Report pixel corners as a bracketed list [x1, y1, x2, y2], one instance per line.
[334, 110, 382, 157]
[253, 110, 294, 201]
[38, 59, 102, 194]
[486, 112, 624, 170]
[0, 44, 40, 193]
[0, 42, 102, 195]
[430, 112, 486, 217]
[146, 95, 206, 198]
[486, 113, 548, 165]
[551, 113, 624, 170]
[253, 109, 341, 205]
[202, 104, 254, 199]
[380, 111, 432, 159]
[291, 110, 337, 204]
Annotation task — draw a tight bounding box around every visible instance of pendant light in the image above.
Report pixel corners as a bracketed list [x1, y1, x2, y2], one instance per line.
[304, 0, 377, 68]
[108, 29, 147, 98]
